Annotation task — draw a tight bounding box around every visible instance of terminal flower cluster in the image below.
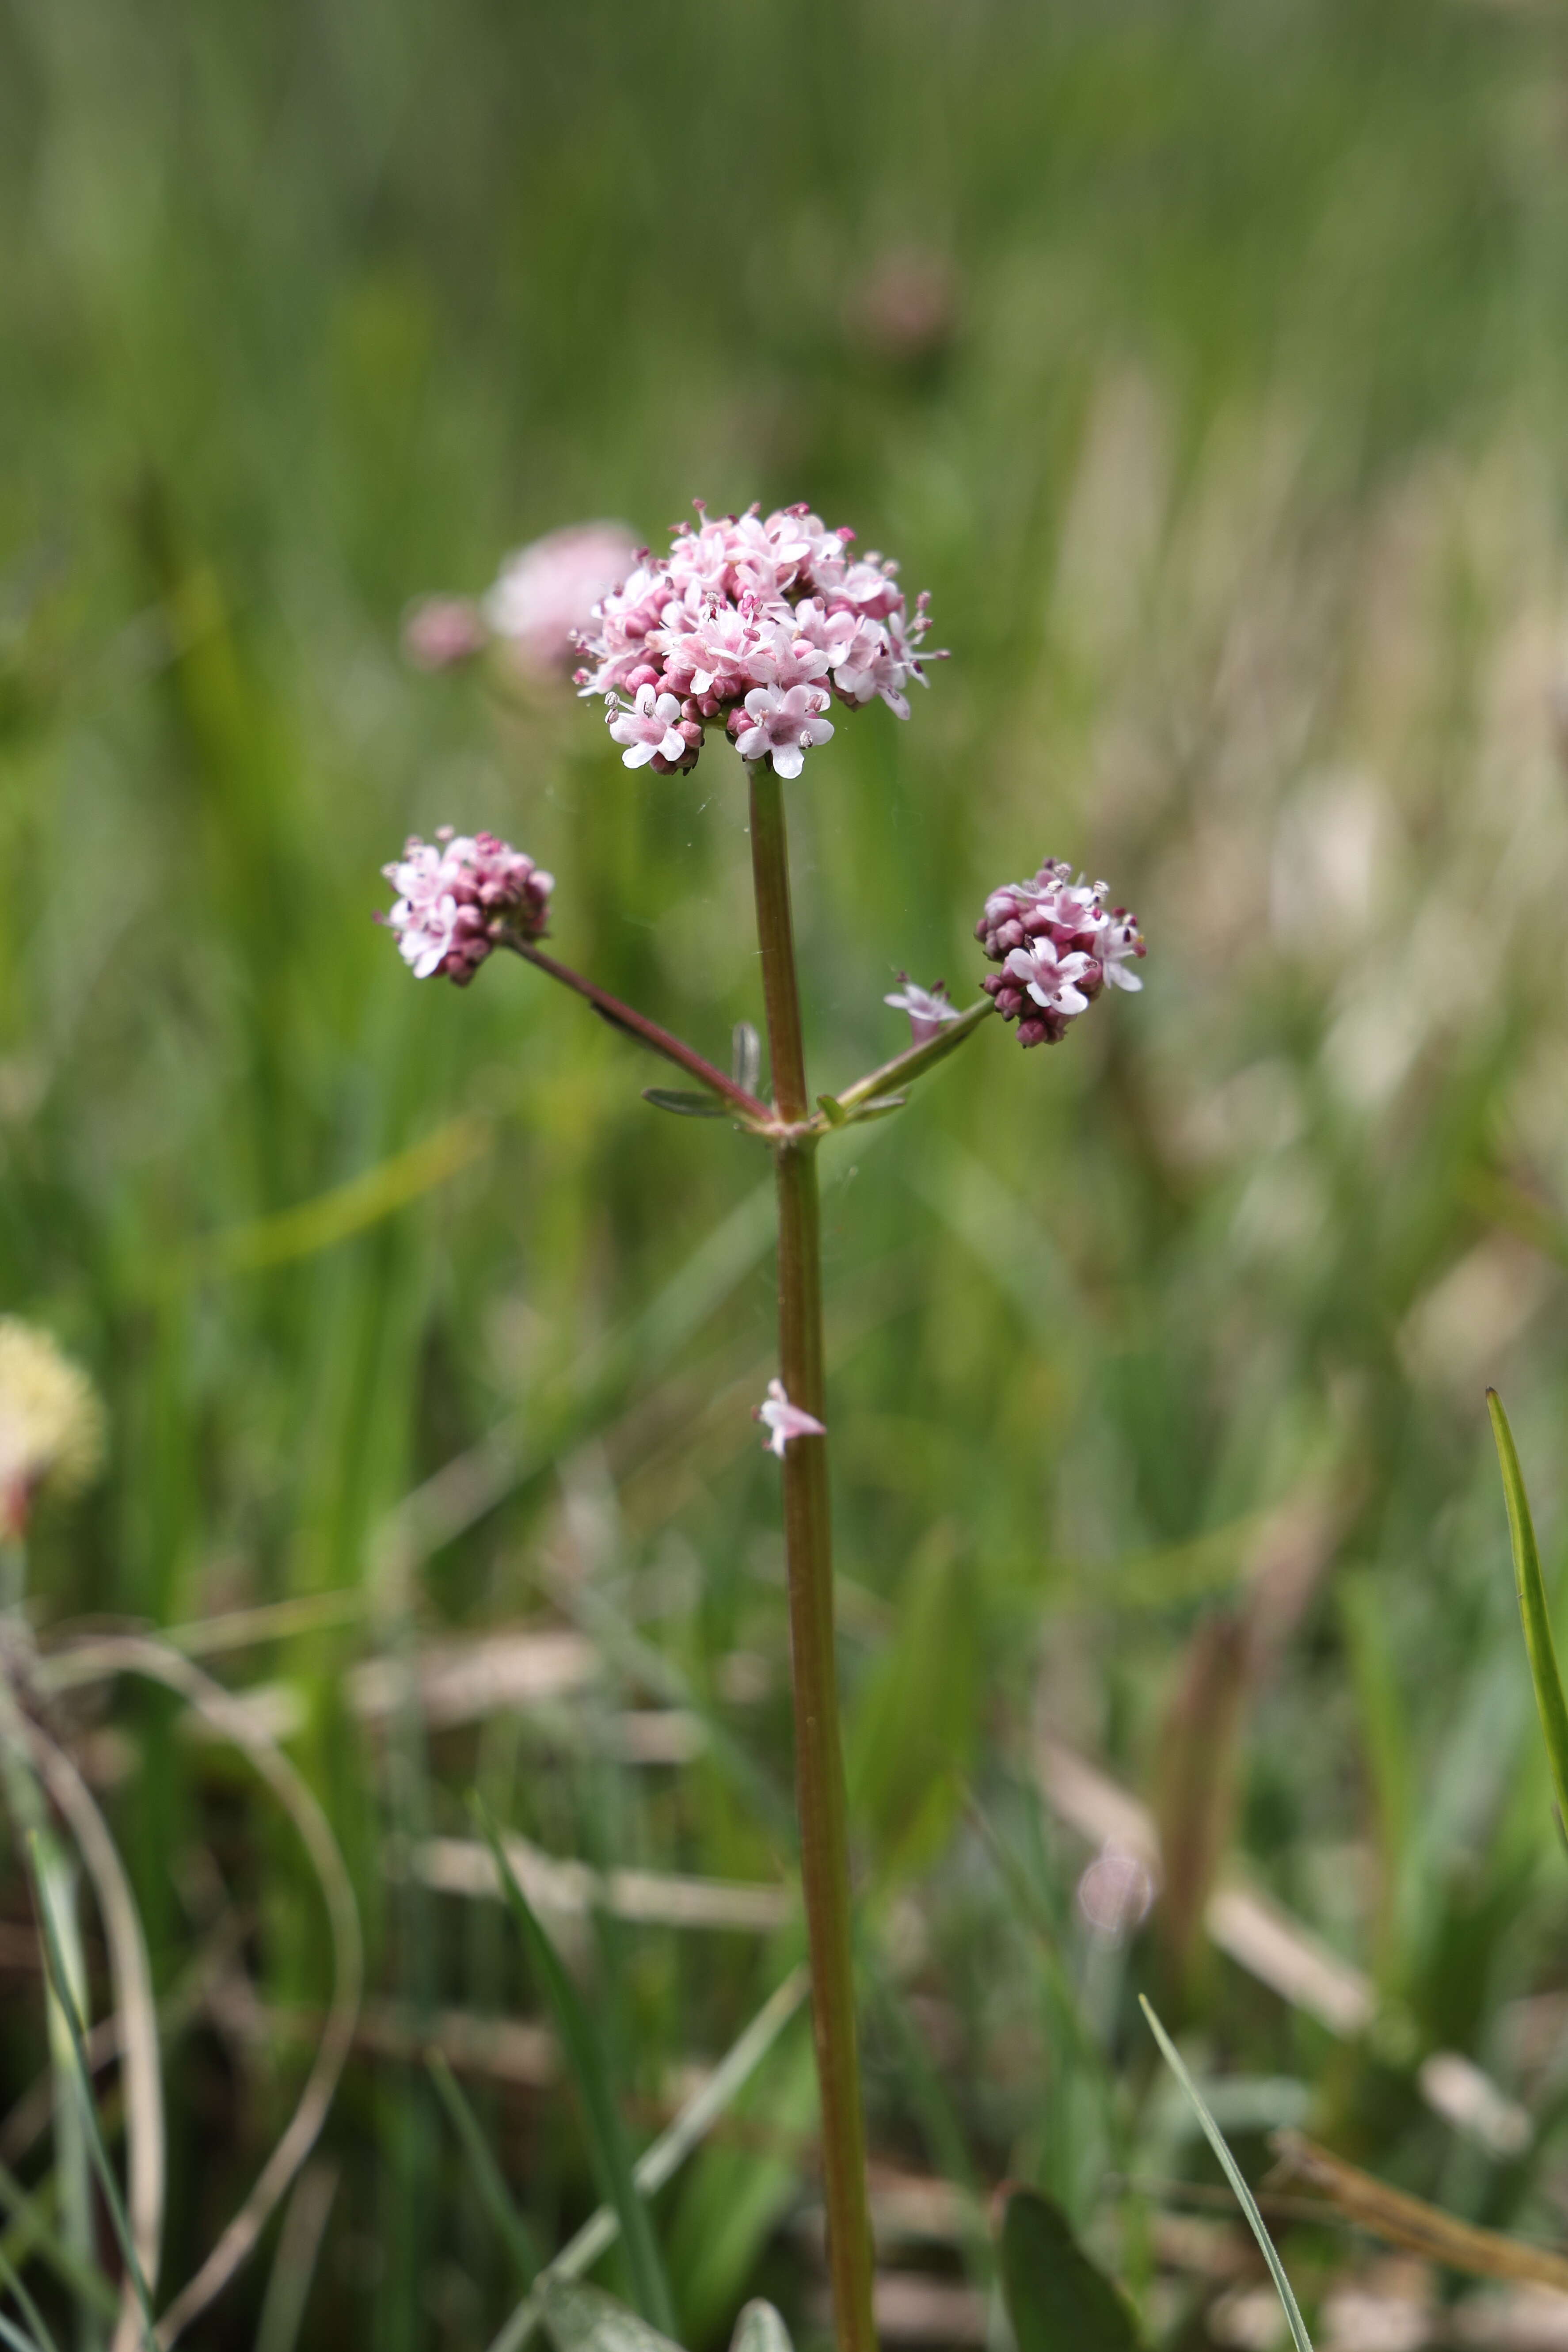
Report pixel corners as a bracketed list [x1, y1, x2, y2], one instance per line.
[381, 830, 553, 985]
[976, 858, 1146, 1047]
[576, 502, 942, 780]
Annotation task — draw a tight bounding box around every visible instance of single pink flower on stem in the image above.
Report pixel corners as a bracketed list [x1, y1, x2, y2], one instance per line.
[754, 1378, 826, 1459]
[735, 684, 835, 780]
[883, 974, 962, 1048]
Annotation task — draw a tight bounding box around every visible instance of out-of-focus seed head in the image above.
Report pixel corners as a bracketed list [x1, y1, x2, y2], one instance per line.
[0, 1319, 106, 1538]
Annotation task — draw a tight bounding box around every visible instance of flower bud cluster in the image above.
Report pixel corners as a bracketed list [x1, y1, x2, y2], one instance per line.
[380, 830, 553, 985]
[976, 859, 1146, 1047]
[575, 502, 943, 780]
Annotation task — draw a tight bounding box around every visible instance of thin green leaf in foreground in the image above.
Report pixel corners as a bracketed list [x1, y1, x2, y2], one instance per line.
[29, 1838, 158, 2349]
[475, 1803, 676, 2339]
[428, 2051, 540, 2288]
[1488, 1390, 1568, 1838]
[996, 2185, 1141, 2352]
[1139, 1997, 1314, 2352]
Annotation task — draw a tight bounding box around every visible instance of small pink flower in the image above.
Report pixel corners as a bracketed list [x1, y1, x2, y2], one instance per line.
[754, 1378, 827, 1459]
[1100, 912, 1146, 991]
[884, 975, 962, 1047]
[608, 684, 688, 769]
[1004, 939, 1096, 1019]
[735, 684, 835, 780]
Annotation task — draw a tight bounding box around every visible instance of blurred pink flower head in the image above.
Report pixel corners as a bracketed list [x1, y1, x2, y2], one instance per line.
[401, 596, 489, 672]
[884, 974, 962, 1047]
[379, 829, 553, 986]
[484, 521, 642, 675]
[976, 858, 1146, 1047]
[754, 1378, 826, 1459]
[576, 502, 944, 781]
[843, 247, 959, 365]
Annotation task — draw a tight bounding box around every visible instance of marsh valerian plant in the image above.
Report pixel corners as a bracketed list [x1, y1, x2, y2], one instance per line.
[382, 502, 1148, 2352]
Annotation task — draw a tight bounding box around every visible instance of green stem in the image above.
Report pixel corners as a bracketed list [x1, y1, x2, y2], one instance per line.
[747, 763, 877, 2352]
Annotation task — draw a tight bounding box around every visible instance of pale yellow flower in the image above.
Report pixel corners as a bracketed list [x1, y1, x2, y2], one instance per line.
[0, 1318, 105, 1534]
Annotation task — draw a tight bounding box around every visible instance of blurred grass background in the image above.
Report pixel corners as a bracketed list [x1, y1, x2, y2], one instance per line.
[8, 0, 1568, 2345]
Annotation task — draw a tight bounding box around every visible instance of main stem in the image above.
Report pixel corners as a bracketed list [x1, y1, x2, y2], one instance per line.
[748, 766, 877, 2352]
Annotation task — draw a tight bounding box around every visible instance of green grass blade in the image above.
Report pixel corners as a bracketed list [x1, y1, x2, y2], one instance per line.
[428, 2052, 540, 2288]
[0, 2162, 120, 2322]
[1139, 1998, 1313, 2352]
[996, 2185, 1141, 2352]
[475, 1804, 675, 2337]
[0, 2314, 49, 2352]
[0, 2226, 61, 2352]
[28, 1839, 157, 2349]
[484, 1968, 805, 2352]
[1488, 1390, 1568, 1835]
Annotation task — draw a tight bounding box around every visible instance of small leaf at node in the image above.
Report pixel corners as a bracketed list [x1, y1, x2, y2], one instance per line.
[849, 1093, 907, 1123]
[732, 1022, 761, 1096]
[642, 1089, 727, 1118]
[816, 1094, 848, 1127]
[997, 2184, 1143, 2352]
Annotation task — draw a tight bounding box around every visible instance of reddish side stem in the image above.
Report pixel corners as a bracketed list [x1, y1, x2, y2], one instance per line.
[508, 939, 768, 1121]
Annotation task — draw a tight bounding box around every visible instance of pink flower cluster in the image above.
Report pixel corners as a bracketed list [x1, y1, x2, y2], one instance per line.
[380, 830, 553, 985]
[575, 502, 942, 780]
[976, 859, 1146, 1047]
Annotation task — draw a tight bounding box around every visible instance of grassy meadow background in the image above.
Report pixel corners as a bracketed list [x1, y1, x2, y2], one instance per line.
[8, 0, 1568, 2344]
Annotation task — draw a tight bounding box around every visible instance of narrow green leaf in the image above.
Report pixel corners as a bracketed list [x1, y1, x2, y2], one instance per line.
[28, 1839, 158, 2348]
[728, 2301, 793, 2352]
[1139, 1998, 1314, 2352]
[848, 1093, 906, 1123]
[996, 2185, 1141, 2352]
[428, 2052, 540, 2287]
[0, 2314, 48, 2352]
[641, 1089, 727, 1118]
[0, 2158, 121, 2320]
[475, 1804, 675, 2338]
[1488, 1390, 1568, 1836]
[815, 1094, 848, 1127]
[540, 2282, 681, 2352]
[0, 2228, 61, 2352]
